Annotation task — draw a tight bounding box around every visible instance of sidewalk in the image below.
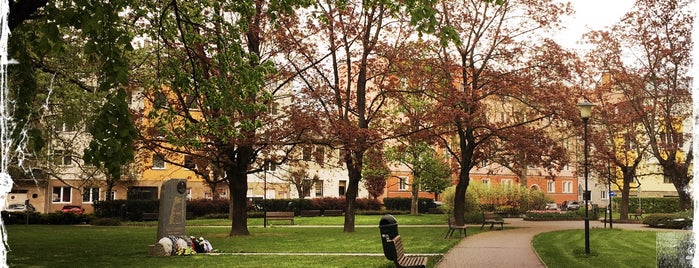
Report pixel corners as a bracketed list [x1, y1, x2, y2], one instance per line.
[435, 218, 648, 268]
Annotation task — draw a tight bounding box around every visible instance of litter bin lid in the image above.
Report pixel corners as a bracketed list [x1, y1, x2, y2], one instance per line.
[379, 214, 397, 226]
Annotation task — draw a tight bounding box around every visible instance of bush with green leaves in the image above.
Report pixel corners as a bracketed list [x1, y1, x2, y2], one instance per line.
[382, 197, 436, 213]
[614, 197, 682, 213]
[441, 182, 552, 215]
[643, 212, 693, 229]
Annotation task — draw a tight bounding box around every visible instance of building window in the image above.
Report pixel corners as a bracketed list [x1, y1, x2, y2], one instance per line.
[52, 187, 71, 203]
[601, 190, 608, 200]
[127, 186, 158, 200]
[563, 181, 573, 193]
[316, 147, 325, 165]
[82, 187, 99, 203]
[263, 161, 277, 171]
[315, 180, 324, 197]
[217, 188, 227, 199]
[184, 155, 196, 169]
[54, 119, 76, 132]
[53, 150, 72, 166]
[186, 188, 192, 200]
[302, 146, 312, 161]
[399, 177, 409, 191]
[154, 91, 167, 108]
[152, 154, 165, 169]
[338, 180, 346, 196]
[481, 178, 490, 187]
[185, 95, 199, 110]
[110, 191, 117, 200]
[547, 180, 555, 193]
[501, 179, 513, 188]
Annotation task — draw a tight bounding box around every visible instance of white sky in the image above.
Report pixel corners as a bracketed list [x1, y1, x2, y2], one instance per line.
[555, 0, 635, 49]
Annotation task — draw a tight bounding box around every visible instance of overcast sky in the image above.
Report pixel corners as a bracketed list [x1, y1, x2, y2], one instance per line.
[554, 0, 635, 49]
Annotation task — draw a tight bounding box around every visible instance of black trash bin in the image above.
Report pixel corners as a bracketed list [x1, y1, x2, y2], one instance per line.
[379, 214, 399, 261]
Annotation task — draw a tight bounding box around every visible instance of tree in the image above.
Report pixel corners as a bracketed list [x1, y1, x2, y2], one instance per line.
[362, 147, 389, 200]
[276, 0, 416, 232]
[426, 0, 575, 226]
[6, 1, 135, 202]
[286, 162, 317, 198]
[135, 0, 311, 236]
[387, 141, 451, 215]
[83, 88, 138, 201]
[584, 0, 693, 210]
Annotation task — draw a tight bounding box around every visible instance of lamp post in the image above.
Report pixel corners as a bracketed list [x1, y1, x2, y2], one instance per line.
[263, 161, 268, 228]
[577, 101, 594, 255]
[607, 160, 613, 229]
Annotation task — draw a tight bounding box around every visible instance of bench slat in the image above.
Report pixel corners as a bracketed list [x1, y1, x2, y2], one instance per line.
[264, 212, 295, 225]
[392, 235, 427, 268]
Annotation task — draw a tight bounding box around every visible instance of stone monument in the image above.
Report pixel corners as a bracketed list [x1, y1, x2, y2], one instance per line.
[148, 179, 187, 256]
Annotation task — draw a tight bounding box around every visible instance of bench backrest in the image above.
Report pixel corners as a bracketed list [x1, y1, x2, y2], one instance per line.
[392, 235, 406, 260]
[448, 217, 464, 227]
[266, 211, 294, 217]
[483, 212, 497, 220]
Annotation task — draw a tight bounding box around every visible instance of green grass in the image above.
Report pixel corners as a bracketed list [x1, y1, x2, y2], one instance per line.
[6, 215, 471, 268]
[533, 228, 658, 268]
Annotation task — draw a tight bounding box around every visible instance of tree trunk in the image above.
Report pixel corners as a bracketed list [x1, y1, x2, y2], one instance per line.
[453, 167, 470, 226]
[619, 175, 631, 220]
[228, 171, 250, 236]
[343, 152, 362, 233]
[410, 182, 419, 215]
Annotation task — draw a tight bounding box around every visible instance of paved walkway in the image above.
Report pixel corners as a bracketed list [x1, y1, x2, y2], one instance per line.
[435, 218, 649, 268]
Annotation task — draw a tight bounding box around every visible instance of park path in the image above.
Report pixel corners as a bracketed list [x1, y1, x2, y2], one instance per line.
[435, 218, 648, 268]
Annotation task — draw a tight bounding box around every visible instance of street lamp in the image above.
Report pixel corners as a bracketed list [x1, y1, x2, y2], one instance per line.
[577, 101, 594, 255]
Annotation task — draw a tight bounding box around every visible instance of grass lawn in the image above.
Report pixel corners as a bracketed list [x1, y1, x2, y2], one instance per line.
[533, 228, 659, 268]
[7, 214, 473, 268]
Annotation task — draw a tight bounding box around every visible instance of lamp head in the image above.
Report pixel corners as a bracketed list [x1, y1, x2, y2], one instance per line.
[577, 101, 595, 119]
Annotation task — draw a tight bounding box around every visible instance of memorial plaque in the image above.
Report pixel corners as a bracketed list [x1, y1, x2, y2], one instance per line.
[156, 179, 187, 240]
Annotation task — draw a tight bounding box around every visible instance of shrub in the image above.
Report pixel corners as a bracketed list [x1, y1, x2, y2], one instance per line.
[312, 197, 345, 211]
[643, 213, 692, 229]
[254, 198, 313, 214]
[382, 197, 435, 213]
[93, 200, 159, 221]
[187, 199, 229, 217]
[614, 197, 681, 213]
[441, 183, 552, 215]
[1, 211, 42, 224]
[355, 198, 382, 211]
[91, 218, 122, 226]
[524, 211, 583, 220]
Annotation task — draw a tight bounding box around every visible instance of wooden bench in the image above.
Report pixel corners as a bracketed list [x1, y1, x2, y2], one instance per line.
[300, 210, 321, 217]
[323, 209, 344, 216]
[390, 235, 427, 268]
[633, 208, 643, 220]
[481, 212, 504, 230]
[264, 211, 295, 225]
[444, 217, 467, 239]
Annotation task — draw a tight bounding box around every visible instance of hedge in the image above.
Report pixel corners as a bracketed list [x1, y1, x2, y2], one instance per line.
[2, 211, 93, 225]
[92, 197, 383, 220]
[382, 197, 436, 213]
[524, 206, 600, 221]
[93, 200, 159, 221]
[614, 197, 681, 213]
[643, 212, 692, 229]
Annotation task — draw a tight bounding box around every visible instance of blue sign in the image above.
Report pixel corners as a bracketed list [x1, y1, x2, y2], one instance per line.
[609, 191, 616, 197]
